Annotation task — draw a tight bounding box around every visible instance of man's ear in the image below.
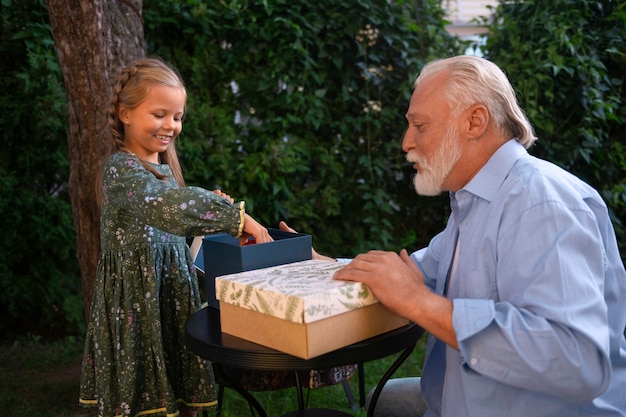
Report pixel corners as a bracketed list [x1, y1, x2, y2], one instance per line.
[466, 104, 489, 139]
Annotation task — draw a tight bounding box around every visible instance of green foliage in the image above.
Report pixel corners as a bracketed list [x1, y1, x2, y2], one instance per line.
[4, 0, 625, 340]
[0, 0, 83, 339]
[144, 0, 462, 257]
[479, 0, 626, 257]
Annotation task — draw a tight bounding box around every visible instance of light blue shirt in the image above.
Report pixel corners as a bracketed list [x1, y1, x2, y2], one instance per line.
[412, 139, 626, 417]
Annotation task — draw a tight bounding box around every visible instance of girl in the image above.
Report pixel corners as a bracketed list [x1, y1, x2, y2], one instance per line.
[79, 58, 272, 417]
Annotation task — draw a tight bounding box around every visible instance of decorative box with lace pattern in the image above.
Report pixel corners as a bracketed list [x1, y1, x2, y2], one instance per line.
[215, 259, 409, 359]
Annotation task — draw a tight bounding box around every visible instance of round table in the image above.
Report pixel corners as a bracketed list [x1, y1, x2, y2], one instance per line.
[186, 307, 424, 417]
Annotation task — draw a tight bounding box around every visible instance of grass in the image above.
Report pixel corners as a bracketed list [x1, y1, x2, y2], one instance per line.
[0, 336, 91, 417]
[0, 334, 427, 417]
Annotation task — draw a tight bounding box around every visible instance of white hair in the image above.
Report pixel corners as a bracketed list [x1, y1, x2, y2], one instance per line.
[415, 56, 537, 148]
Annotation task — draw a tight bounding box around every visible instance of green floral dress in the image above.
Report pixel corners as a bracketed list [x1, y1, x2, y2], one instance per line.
[79, 152, 244, 417]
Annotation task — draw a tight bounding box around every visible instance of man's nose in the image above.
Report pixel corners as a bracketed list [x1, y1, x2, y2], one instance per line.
[401, 128, 412, 153]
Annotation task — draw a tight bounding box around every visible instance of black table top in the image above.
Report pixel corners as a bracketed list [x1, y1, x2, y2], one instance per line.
[185, 307, 424, 371]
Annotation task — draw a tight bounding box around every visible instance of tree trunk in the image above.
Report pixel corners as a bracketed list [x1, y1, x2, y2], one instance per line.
[45, 0, 145, 319]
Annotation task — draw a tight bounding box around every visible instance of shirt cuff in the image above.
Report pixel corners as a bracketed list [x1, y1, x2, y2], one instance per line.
[453, 298, 495, 342]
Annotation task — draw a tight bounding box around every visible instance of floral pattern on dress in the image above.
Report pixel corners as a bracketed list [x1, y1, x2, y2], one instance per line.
[79, 152, 243, 416]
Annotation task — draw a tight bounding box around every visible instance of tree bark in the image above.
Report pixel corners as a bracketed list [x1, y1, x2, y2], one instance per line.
[45, 0, 145, 318]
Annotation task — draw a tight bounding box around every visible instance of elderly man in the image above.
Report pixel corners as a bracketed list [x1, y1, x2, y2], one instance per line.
[334, 56, 626, 417]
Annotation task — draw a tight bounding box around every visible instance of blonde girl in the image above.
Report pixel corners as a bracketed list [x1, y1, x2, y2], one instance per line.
[79, 58, 271, 417]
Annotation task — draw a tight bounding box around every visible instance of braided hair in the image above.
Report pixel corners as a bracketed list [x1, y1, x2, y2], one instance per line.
[107, 58, 187, 186]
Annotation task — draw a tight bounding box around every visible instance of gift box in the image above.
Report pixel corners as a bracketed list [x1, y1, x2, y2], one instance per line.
[201, 228, 312, 308]
[216, 259, 409, 359]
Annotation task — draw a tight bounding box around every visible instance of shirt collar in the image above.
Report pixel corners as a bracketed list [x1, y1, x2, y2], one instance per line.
[461, 139, 527, 202]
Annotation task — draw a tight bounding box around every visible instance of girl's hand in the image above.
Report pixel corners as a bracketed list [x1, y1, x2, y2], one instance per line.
[213, 189, 234, 204]
[241, 213, 273, 244]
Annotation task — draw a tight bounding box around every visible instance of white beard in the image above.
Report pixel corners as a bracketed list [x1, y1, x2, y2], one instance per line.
[407, 124, 462, 196]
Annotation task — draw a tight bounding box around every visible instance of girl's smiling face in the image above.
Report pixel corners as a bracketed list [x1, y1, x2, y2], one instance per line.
[119, 85, 186, 164]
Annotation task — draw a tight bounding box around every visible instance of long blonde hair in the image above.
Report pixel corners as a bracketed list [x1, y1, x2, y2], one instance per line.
[416, 56, 537, 149]
[107, 58, 187, 185]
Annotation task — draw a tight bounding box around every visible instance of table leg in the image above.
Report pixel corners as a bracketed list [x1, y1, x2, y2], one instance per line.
[213, 364, 269, 417]
[366, 343, 417, 417]
[358, 363, 365, 408]
[294, 371, 305, 409]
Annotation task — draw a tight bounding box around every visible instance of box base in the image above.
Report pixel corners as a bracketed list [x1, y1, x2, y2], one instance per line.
[220, 302, 409, 359]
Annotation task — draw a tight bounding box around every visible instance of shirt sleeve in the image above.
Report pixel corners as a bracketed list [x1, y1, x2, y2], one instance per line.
[453, 199, 612, 402]
[103, 154, 244, 238]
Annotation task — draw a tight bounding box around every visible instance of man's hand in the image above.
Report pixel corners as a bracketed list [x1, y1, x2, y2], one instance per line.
[334, 249, 425, 317]
[335, 248, 457, 349]
[278, 221, 336, 261]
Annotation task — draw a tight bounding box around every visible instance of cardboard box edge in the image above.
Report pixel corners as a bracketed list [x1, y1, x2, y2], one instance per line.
[220, 302, 409, 359]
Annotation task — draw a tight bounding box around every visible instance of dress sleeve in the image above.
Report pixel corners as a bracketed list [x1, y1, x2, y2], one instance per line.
[102, 153, 245, 237]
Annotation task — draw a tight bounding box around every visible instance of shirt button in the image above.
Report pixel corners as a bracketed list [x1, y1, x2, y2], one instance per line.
[470, 358, 478, 366]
